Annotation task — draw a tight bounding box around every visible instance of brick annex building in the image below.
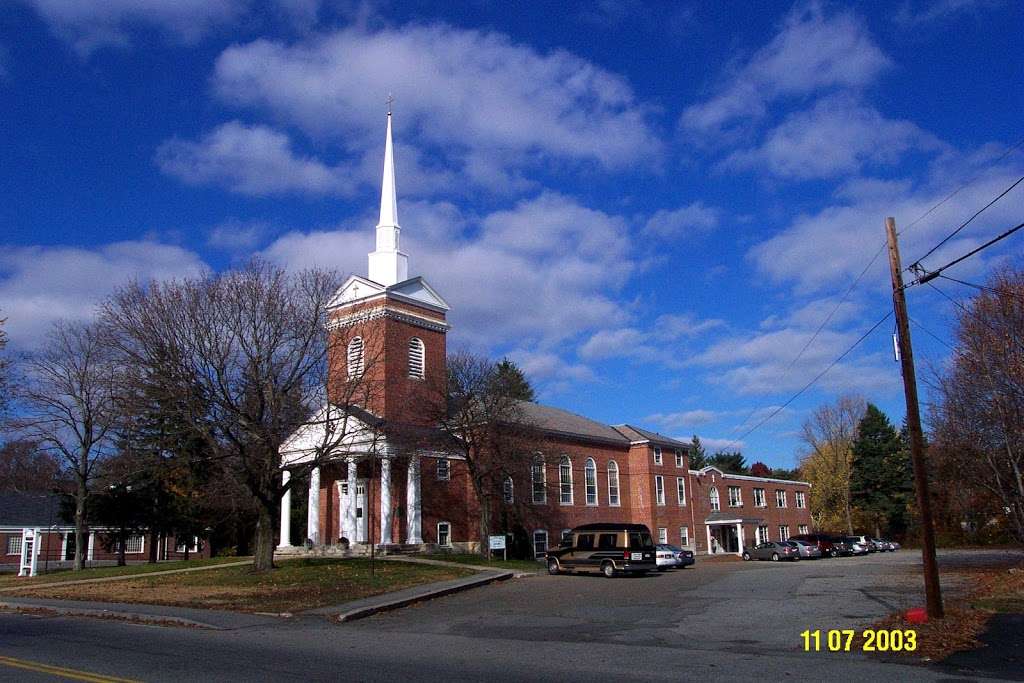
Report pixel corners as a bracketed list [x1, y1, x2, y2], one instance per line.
[278, 113, 812, 559]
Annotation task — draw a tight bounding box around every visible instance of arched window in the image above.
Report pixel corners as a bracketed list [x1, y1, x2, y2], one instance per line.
[607, 460, 620, 506]
[531, 455, 546, 504]
[584, 458, 598, 506]
[347, 337, 364, 379]
[408, 337, 425, 379]
[559, 455, 573, 505]
[710, 487, 720, 512]
[503, 476, 514, 504]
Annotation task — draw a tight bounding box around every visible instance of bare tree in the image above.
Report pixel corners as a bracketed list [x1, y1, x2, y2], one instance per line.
[428, 352, 541, 556]
[798, 395, 866, 534]
[0, 316, 10, 420]
[102, 260, 383, 571]
[929, 268, 1024, 543]
[12, 321, 120, 570]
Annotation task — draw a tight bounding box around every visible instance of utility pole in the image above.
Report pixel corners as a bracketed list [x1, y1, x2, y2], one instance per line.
[885, 216, 943, 619]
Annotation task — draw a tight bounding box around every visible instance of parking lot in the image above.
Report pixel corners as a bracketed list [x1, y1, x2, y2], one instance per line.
[362, 549, 1004, 656]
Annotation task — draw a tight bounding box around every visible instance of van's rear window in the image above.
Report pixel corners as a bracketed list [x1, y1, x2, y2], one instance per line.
[628, 532, 653, 549]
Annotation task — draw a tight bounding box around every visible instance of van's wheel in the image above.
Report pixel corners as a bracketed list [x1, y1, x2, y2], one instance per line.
[546, 558, 560, 575]
[831, 549, 839, 558]
[742, 552, 751, 561]
[601, 561, 615, 578]
[771, 553, 780, 561]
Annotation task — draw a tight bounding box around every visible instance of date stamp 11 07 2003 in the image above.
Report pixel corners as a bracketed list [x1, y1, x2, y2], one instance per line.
[801, 629, 917, 652]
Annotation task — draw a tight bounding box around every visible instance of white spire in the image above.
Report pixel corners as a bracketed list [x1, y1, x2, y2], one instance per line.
[368, 104, 408, 286]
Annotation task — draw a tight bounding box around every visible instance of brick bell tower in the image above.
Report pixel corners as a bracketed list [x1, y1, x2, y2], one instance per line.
[325, 108, 450, 426]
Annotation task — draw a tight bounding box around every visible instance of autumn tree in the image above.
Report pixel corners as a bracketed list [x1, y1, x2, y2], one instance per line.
[12, 321, 120, 570]
[799, 395, 866, 534]
[929, 268, 1024, 544]
[749, 461, 771, 478]
[101, 260, 374, 571]
[850, 404, 912, 538]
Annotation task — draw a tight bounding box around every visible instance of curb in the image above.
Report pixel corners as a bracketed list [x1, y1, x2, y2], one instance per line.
[0, 600, 222, 630]
[0, 560, 252, 593]
[333, 571, 513, 623]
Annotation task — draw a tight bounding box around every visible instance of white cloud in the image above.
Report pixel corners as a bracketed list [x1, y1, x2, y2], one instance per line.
[699, 437, 746, 452]
[681, 3, 889, 138]
[211, 23, 659, 185]
[156, 121, 358, 196]
[578, 313, 725, 363]
[644, 202, 720, 238]
[894, 0, 1002, 26]
[207, 219, 270, 253]
[262, 192, 637, 349]
[20, 0, 247, 55]
[644, 409, 722, 430]
[720, 95, 944, 179]
[0, 241, 208, 348]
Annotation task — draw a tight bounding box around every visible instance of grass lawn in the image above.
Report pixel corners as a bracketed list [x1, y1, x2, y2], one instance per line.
[415, 552, 543, 574]
[16, 558, 473, 613]
[0, 556, 251, 589]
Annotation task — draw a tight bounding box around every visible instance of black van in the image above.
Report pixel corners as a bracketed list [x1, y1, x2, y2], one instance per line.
[545, 523, 657, 577]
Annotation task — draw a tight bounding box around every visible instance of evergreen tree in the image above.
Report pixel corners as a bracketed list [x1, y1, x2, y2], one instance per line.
[709, 451, 748, 474]
[688, 435, 707, 469]
[491, 359, 536, 402]
[850, 404, 912, 537]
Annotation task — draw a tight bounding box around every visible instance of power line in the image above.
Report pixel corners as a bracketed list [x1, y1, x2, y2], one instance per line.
[925, 280, 1024, 352]
[908, 315, 955, 352]
[908, 220, 1024, 286]
[908, 174, 1024, 272]
[937, 274, 1024, 302]
[733, 310, 893, 443]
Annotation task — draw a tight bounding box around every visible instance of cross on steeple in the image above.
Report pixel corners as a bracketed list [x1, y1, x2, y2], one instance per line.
[386, 93, 394, 116]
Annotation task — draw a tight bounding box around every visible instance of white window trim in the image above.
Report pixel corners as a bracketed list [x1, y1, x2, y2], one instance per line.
[776, 490, 787, 508]
[778, 525, 790, 542]
[657, 527, 668, 544]
[124, 535, 145, 554]
[6, 535, 22, 556]
[176, 536, 200, 553]
[407, 337, 425, 380]
[676, 477, 686, 506]
[532, 456, 547, 504]
[436, 457, 450, 481]
[675, 450, 684, 468]
[559, 456, 573, 506]
[796, 491, 806, 509]
[753, 488, 766, 508]
[728, 486, 743, 507]
[654, 475, 666, 506]
[346, 336, 364, 378]
[680, 526, 689, 547]
[503, 476, 514, 504]
[653, 446, 663, 465]
[584, 458, 598, 506]
[607, 460, 620, 507]
[709, 487, 720, 512]
[798, 524, 810, 535]
[437, 521, 452, 547]
[532, 529, 548, 559]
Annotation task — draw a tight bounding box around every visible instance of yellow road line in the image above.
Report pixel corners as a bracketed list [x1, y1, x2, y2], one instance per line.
[0, 655, 141, 682]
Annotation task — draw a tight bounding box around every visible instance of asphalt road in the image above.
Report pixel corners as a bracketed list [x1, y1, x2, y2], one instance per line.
[1, 549, 1020, 682]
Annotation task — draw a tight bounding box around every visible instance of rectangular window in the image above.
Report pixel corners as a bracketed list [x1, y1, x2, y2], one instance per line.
[532, 459, 546, 504]
[676, 477, 686, 506]
[124, 536, 145, 554]
[653, 446, 662, 465]
[437, 522, 451, 547]
[779, 525, 790, 541]
[7, 536, 22, 556]
[799, 524, 809, 535]
[436, 458, 450, 481]
[753, 488, 766, 507]
[533, 530, 548, 559]
[559, 458, 573, 505]
[756, 525, 769, 544]
[680, 526, 689, 547]
[675, 450, 684, 467]
[597, 533, 617, 550]
[503, 477, 514, 504]
[657, 528, 668, 544]
[176, 536, 200, 553]
[655, 475, 665, 505]
[728, 486, 742, 507]
[607, 463, 620, 506]
[577, 534, 595, 550]
[795, 491, 806, 509]
[776, 489, 787, 507]
[585, 463, 598, 506]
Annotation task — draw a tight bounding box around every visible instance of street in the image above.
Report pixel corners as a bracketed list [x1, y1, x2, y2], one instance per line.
[0, 550, 1019, 682]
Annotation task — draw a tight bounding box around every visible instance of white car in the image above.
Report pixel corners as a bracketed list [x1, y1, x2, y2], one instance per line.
[655, 544, 679, 570]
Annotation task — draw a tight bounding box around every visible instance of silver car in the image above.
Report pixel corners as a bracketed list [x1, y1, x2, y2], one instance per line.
[790, 540, 823, 559]
[742, 541, 800, 562]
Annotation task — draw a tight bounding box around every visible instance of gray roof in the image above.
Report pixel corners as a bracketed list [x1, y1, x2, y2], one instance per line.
[705, 511, 765, 524]
[0, 492, 65, 528]
[612, 424, 692, 449]
[515, 402, 631, 446]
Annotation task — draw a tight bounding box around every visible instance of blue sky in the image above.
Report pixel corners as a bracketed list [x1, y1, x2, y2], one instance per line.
[2, 0, 1023, 468]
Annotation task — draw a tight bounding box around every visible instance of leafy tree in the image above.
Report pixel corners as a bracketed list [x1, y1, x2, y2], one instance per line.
[491, 359, 536, 402]
[749, 461, 771, 477]
[88, 482, 149, 566]
[708, 451, 747, 474]
[688, 435, 707, 469]
[850, 404, 911, 538]
[769, 467, 802, 481]
[799, 395, 865, 534]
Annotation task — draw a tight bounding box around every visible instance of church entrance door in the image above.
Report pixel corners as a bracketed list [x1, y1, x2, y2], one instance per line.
[354, 480, 368, 543]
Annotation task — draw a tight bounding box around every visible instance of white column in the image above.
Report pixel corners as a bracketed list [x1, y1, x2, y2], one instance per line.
[345, 459, 358, 542]
[307, 467, 321, 545]
[406, 456, 422, 544]
[706, 525, 713, 555]
[736, 523, 745, 557]
[380, 458, 392, 544]
[87, 531, 95, 561]
[278, 470, 292, 548]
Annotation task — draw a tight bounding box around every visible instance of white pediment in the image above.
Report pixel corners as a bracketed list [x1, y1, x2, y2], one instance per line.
[328, 275, 387, 309]
[280, 405, 379, 465]
[387, 277, 450, 311]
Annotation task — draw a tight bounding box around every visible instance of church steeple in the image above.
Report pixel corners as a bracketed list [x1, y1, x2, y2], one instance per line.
[368, 104, 409, 286]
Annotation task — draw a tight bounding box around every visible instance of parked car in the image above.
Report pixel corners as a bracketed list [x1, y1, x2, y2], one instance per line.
[876, 539, 897, 552]
[662, 544, 696, 568]
[789, 533, 837, 558]
[851, 535, 878, 552]
[888, 540, 901, 550]
[742, 541, 800, 562]
[841, 537, 870, 555]
[828, 536, 854, 557]
[546, 523, 657, 577]
[655, 544, 678, 570]
[790, 540, 823, 559]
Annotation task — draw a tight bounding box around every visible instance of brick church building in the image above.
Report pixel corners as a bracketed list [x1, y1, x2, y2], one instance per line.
[277, 112, 812, 559]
